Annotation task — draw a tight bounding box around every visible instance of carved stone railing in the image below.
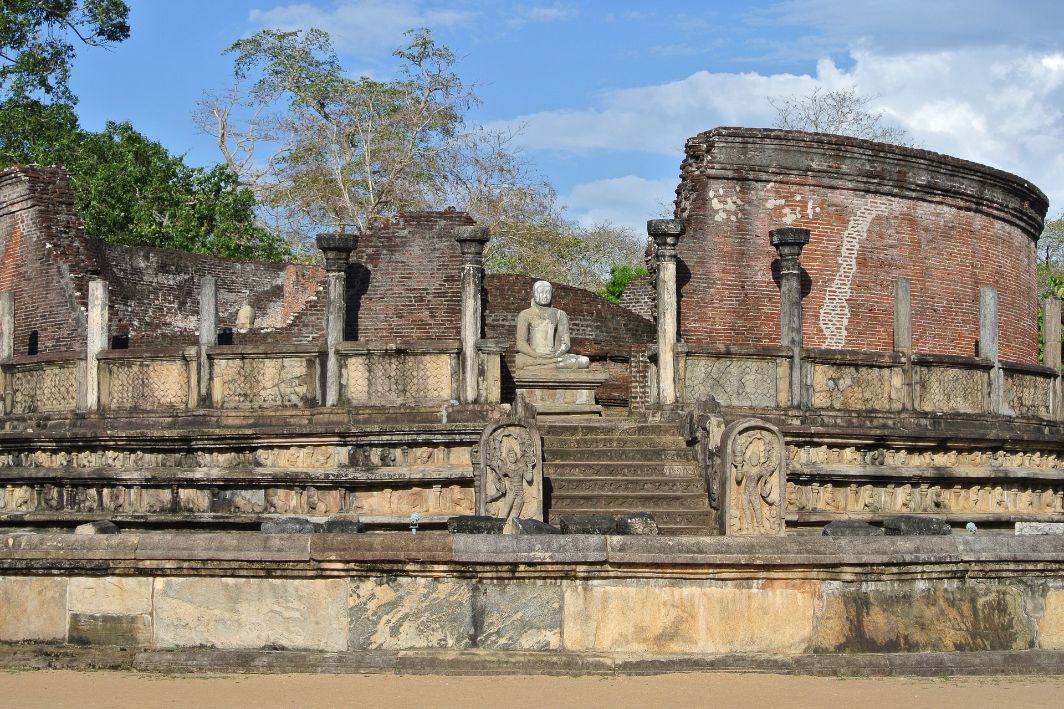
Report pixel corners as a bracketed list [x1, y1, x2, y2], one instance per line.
[677, 344, 789, 409]
[807, 349, 905, 412]
[208, 345, 323, 410]
[1001, 361, 1055, 419]
[99, 347, 197, 412]
[3, 352, 83, 415]
[912, 354, 991, 415]
[339, 340, 459, 407]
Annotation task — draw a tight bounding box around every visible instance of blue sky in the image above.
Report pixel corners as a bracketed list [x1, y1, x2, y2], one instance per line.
[68, 0, 1064, 232]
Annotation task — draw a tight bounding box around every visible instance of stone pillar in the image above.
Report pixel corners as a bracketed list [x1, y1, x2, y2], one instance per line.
[198, 276, 217, 406]
[769, 227, 810, 408]
[894, 277, 914, 409]
[648, 219, 685, 406]
[455, 225, 490, 404]
[0, 290, 13, 414]
[979, 286, 1002, 414]
[86, 279, 108, 412]
[316, 233, 358, 407]
[1044, 297, 1062, 419]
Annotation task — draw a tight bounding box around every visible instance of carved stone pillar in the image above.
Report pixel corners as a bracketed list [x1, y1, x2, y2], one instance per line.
[769, 227, 810, 408]
[198, 276, 216, 406]
[86, 279, 108, 412]
[316, 233, 358, 407]
[455, 225, 490, 404]
[648, 218, 685, 406]
[0, 290, 13, 414]
[979, 286, 1002, 414]
[1045, 297, 1062, 419]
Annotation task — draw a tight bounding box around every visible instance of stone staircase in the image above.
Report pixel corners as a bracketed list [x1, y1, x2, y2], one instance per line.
[539, 418, 717, 535]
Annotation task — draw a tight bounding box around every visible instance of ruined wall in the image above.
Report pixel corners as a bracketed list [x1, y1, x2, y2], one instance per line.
[346, 211, 475, 341]
[675, 129, 1048, 364]
[617, 274, 655, 321]
[0, 167, 98, 355]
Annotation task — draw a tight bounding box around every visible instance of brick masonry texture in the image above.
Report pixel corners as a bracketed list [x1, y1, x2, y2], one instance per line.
[674, 128, 1049, 365]
[617, 274, 655, 321]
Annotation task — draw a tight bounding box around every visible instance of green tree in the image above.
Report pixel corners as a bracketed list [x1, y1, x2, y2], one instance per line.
[0, 0, 129, 103]
[598, 265, 649, 304]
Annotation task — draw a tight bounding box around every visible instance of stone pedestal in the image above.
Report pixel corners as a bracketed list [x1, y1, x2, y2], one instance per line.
[514, 367, 607, 417]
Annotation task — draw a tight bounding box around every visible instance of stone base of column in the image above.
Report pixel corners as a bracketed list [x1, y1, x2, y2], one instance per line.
[514, 367, 607, 417]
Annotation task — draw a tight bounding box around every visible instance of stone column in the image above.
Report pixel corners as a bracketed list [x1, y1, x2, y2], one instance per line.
[979, 286, 1002, 414]
[198, 276, 217, 406]
[455, 225, 490, 404]
[1044, 297, 1062, 419]
[86, 279, 108, 412]
[0, 291, 13, 414]
[894, 277, 914, 409]
[648, 219, 685, 406]
[316, 233, 358, 407]
[769, 227, 810, 408]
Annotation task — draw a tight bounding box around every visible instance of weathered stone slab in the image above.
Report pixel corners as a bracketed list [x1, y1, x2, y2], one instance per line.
[447, 515, 504, 534]
[261, 517, 318, 534]
[813, 583, 1031, 652]
[883, 515, 952, 536]
[560, 515, 617, 534]
[562, 580, 814, 654]
[453, 534, 606, 563]
[475, 581, 562, 651]
[1016, 522, 1064, 535]
[310, 533, 452, 562]
[1040, 590, 1064, 650]
[615, 512, 659, 535]
[349, 577, 473, 650]
[322, 517, 364, 533]
[135, 533, 310, 561]
[68, 577, 152, 616]
[68, 613, 151, 646]
[1, 533, 137, 560]
[512, 518, 561, 534]
[606, 535, 842, 565]
[0, 576, 67, 642]
[154, 577, 347, 651]
[74, 520, 118, 535]
[822, 520, 884, 537]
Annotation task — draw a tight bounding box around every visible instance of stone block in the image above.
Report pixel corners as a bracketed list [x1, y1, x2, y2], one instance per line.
[475, 580, 562, 650]
[512, 518, 561, 534]
[68, 613, 151, 646]
[322, 518, 365, 533]
[562, 580, 814, 654]
[615, 512, 659, 535]
[453, 534, 607, 563]
[560, 515, 617, 534]
[2, 533, 137, 560]
[447, 515, 504, 534]
[813, 583, 1031, 652]
[68, 577, 152, 616]
[310, 533, 453, 562]
[135, 533, 310, 561]
[349, 577, 473, 650]
[261, 517, 319, 534]
[0, 576, 67, 642]
[1016, 522, 1064, 535]
[822, 520, 884, 537]
[154, 577, 347, 651]
[1040, 590, 1064, 650]
[74, 520, 119, 535]
[883, 515, 952, 536]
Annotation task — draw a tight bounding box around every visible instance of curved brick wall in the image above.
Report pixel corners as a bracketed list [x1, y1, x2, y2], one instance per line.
[675, 128, 1049, 364]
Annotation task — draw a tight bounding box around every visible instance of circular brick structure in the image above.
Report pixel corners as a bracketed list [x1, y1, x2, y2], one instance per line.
[674, 128, 1049, 364]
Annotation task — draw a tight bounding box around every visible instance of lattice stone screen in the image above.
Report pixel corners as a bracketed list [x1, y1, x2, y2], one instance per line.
[10, 361, 79, 414]
[211, 356, 318, 409]
[104, 357, 190, 411]
[811, 363, 903, 411]
[1004, 370, 1053, 418]
[342, 351, 456, 406]
[684, 356, 778, 408]
[915, 365, 987, 414]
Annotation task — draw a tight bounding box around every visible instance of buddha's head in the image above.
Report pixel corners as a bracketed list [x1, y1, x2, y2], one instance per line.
[532, 280, 552, 307]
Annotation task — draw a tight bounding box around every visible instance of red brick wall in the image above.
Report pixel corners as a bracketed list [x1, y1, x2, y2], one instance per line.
[617, 274, 655, 321]
[675, 129, 1048, 364]
[347, 210, 475, 341]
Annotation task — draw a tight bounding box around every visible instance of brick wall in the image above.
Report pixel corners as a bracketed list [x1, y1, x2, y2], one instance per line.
[346, 210, 475, 341]
[675, 128, 1048, 364]
[617, 274, 655, 321]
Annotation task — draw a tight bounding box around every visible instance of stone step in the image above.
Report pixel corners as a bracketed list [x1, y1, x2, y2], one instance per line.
[547, 508, 715, 529]
[548, 491, 710, 511]
[537, 422, 685, 438]
[545, 462, 702, 478]
[541, 435, 688, 450]
[544, 447, 696, 464]
[549, 476, 707, 495]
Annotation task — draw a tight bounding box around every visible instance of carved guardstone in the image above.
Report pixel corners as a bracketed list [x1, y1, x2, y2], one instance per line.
[476, 404, 543, 531]
[720, 418, 786, 535]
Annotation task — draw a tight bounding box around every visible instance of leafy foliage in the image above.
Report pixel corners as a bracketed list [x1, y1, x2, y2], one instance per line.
[598, 265, 649, 304]
[0, 0, 129, 103]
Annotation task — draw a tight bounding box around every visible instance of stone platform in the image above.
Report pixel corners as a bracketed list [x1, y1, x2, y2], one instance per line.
[514, 367, 608, 416]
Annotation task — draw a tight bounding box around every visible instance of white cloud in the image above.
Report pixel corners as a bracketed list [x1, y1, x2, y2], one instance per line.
[248, 0, 475, 52]
[506, 5, 577, 29]
[495, 46, 1064, 218]
[562, 176, 677, 232]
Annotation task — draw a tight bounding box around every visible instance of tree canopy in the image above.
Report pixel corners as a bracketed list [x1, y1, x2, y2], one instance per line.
[768, 87, 911, 146]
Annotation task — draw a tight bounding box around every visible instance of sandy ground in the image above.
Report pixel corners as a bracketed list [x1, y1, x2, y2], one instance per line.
[1, 671, 1063, 709]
